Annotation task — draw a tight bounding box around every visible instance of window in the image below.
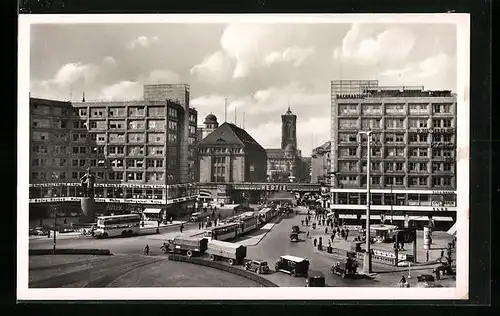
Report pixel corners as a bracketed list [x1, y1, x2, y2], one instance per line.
[348, 148, 357, 156]
[148, 133, 164, 143]
[443, 177, 452, 186]
[409, 148, 427, 157]
[108, 172, 124, 180]
[371, 176, 380, 185]
[339, 104, 357, 115]
[361, 118, 381, 130]
[90, 159, 97, 167]
[32, 104, 51, 115]
[409, 118, 428, 129]
[409, 103, 428, 114]
[339, 161, 357, 172]
[128, 146, 144, 156]
[361, 104, 382, 115]
[72, 172, 79, 180]
[168, 134, 178, 144]
[32, 118, 50, 128]
[147, 120, 163, 130]
[385, 133, 395, 143]
[339, 119, 358, 130]
[109, 133, 125, 143]
[79, 159, 86, 167]
[443, 163, 452, 171]
[128, 133, 145, 143]
[339, 133, 357, 143]
[433, 119, 453, 128]
[128, 107, 145, 117]
[148, 146, 164, 156]
[110, 159, 124, 168]
[409, 176, 427, 186]
[148, 106, 165, 117]
[128, 120, 145, 130]
[72, 121, 86, 129]
[385, 104, 405, 115]
[90, 108, 105, 118]
[168, 120, 177, 131]
[108, 107, 126, 117]
[168, 108, 178, 118]
[385, 118, 404, 129]
[189, 113, 197, 123]
[419, 162, 428, 172]
[432, 103, 452, 114]
[32, 131, 49, 141]
[109, 121, 125, 129]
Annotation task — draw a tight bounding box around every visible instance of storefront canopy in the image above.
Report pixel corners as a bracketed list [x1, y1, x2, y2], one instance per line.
[143, 208, 162, 214]
[338, 214, 453, 222]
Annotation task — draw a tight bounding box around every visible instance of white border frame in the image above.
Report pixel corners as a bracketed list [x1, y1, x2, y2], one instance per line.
[18, 13, 470, 301]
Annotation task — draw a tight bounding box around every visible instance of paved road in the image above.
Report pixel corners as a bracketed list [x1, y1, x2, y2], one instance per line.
[245, 211, 378, 287]
[29, 254, 262, 288]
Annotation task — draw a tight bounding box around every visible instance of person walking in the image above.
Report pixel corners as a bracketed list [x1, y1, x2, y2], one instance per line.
[301, 220, 304, 226]
[330, 233, 335, 242]
[198, 222, 202, 230]
[426, 250, 430, 262]
[313, 238, 317, 247]
[325, 227, 328, 234]
[180, 223, 184, 233]
[322, 219, 326, 226]
[440, 249, 444, 262]
[143, 244, 150, 256]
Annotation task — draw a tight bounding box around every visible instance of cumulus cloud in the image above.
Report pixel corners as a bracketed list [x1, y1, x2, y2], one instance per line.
[98, 81, 143, 101]
[102, 56, 117, 66]
[263, 46, 315, 67]
[143, 69, 181, 84]
[51, 62, 98, 86]
[333, 24, 416, 66]
[379, 53, 456, 90]
[190, 51, 234, 83]
[127, 35, 159, 49]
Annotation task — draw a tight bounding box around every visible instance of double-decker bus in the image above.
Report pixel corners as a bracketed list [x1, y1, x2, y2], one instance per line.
[93, 214, 142, 238]
[204, 222, 239, 241]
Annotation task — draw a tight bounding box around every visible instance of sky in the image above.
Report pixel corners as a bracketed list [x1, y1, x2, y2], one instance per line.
[29, 22, 457, 156]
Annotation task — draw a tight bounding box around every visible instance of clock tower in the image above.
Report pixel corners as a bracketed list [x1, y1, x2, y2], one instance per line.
[281, 106, 297, 150]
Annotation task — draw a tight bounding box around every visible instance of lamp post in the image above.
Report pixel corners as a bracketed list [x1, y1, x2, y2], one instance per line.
[358, 130, 373, 274]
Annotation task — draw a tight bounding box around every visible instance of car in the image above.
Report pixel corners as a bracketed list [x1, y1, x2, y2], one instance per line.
[244, 259, 270, 274]
[29, 227, 49, 236]
[306, 270, 326, 287]
[275, 255, 310, 277]
[331, 257, 358, 278]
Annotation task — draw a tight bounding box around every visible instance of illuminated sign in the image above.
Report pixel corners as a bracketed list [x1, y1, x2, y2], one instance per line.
[167, 195, 197, 205]
[431, 191, 455, 195]
[29, 197, 80, 203]
[29, 183, 167, 189]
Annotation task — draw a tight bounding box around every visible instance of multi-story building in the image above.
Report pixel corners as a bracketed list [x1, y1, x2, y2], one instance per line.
[330, 80, 457, 229]
[266, 107, 305, 182]
[311, 141, 331, 184]
[198, 122, 267, 204]
[29, 84, 198, 222]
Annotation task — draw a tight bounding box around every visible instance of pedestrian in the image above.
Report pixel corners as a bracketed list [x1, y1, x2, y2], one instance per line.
[170, 217, 173, 224]
[440, 249, 444, 262]
[331, 234, 334, 242]
[305, 218, 309, 226]
[144, 244, 150, 256]
[180, 223, 184, 233]
[307, 231, 310, 238]
[322, 219, 325, 226]
[330, 221, 334, 229]
[301, 220, 304, 226]
[426, 250, 429, 262]
[325, 227, 328, 234]
[198, 222, 202, 230]
[313, 238, 317, 247]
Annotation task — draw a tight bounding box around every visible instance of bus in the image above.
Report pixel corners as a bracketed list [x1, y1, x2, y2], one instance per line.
[204, 222, 239, 241]
[238, 212, 259, 234]
[93, 214, 142, 238]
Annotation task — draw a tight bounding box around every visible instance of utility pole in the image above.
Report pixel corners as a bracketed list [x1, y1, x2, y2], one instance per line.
[359, 130, 373, 274]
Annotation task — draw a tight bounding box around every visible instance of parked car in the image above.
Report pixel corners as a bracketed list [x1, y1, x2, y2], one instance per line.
[275, 255, 310, 277]
[306, 270, 326, 287]
[331, 257, 358, 278]
[244, 259, 270, 274]
[29, 227, 49, 236]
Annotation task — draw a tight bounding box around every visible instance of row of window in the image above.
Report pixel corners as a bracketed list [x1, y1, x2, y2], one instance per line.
[338, 118, 453, 130]
[338, 103, 454, 116]
[338, 161, 454, 173]
[338, 132, 453, 144]
[338, 147, 454, 158]
[31, 118, 192, 132]
[31, 171, 166, 182]
[32, 145, 168, 156]
[75, 106, 167, 118]
[31, 158, 173, 169]
[199, 148, 245, 154]
[337, 175, 453, 187]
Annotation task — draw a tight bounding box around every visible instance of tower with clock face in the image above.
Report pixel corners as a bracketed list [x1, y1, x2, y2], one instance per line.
[281, 106, 297, 150]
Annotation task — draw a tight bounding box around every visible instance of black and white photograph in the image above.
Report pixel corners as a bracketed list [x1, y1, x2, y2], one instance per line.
[18, 14, 470, 300]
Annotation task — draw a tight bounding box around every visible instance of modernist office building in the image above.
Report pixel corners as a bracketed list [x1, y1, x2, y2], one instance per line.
[29, 84, 198, 220]
[330, 80, 457, 228]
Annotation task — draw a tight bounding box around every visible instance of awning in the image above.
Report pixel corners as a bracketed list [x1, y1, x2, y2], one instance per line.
[338, 214, 454, 222]
[143, 208, 162, 214]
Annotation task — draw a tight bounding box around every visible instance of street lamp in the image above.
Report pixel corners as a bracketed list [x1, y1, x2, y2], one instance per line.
[358, 130, 373, 274]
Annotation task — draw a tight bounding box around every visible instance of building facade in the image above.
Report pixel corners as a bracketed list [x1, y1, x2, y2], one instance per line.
[198, 122, 267, 204]
[311, 141, 331, 184]
[29, 86, 198, 221]
[330, 80, 457, 229]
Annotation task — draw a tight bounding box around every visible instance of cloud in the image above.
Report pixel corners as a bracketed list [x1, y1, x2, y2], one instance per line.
[51, 62, 98, 86]
[142, 69, 181, 84]
[190, 51, 234, 83]
[333, 24, 416, 66]
[127, 35, 159, 49]
[98, 81, 143, 100]
[263, 46, 315, 67]
[379, 53, 456, 90]
[102, 56, 117, 66]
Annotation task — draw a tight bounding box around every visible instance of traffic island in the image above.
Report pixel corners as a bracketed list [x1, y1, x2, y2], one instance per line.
[167, 254, 278, 287]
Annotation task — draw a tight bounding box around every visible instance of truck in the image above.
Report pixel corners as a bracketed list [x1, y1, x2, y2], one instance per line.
[206, 239, 247, 265]
[161, 236, 208, 257]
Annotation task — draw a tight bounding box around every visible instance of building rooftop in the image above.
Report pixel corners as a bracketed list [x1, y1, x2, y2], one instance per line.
[198, 122, 265, 152]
